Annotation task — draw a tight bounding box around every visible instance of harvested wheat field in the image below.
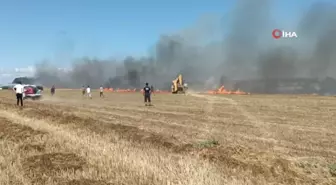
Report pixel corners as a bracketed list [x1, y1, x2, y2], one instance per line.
[0, 89, 336, 185]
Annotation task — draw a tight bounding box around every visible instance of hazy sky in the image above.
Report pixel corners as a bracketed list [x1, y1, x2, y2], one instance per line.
[0, 0, 328, 83]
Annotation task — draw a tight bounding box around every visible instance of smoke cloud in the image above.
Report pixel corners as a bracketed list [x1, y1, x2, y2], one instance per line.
[34, 0, 336, 92]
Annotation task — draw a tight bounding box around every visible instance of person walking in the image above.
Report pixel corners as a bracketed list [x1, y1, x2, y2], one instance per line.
[86, 85, 92, 99]
[51, 85, 55, 96]
[99, 85, 104, 98]
[150, 85, 155, 95]
[13, 81, 24, 106]
[82, 85, 86, 96]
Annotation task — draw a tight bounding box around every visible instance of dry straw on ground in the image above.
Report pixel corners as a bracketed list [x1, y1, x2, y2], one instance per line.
[0, 89, 335, 184]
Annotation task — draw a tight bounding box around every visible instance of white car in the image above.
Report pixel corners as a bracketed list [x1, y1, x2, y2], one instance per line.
[22, 85, 42, 100]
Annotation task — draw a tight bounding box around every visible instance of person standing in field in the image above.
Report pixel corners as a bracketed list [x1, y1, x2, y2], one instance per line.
[143, 82, 152, 106]
[150, 85, 154, 95]
[86, 85, 92, 99]
[99, 85, 104, 98]
[51, 85, 55, 96]
[13, 81, 24, 106]
[82, 85, 86, 96]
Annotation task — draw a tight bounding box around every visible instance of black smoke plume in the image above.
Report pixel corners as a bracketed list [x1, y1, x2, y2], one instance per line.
[34, 0, 336, 93]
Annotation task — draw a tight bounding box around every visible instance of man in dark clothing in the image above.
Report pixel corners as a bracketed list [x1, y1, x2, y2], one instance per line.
[82, 86, 85, 96]
[143, 82, 152, 106]
[51, 85, 55, 96]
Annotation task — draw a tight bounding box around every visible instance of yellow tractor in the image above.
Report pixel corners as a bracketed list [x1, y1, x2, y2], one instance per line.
[171, 74, 187, 94]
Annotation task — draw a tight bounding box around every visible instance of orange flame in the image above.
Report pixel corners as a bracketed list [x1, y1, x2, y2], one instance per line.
[207, 85, 248, 95]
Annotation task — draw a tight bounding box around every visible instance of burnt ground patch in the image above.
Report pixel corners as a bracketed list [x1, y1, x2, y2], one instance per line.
[22, 152, 85, 184]
[0, 117, 46, 143]
[22, 152, 113, 185]
[0, 117, 47, 153]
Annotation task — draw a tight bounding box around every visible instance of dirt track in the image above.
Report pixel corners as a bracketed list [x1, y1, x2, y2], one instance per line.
[0, 90, 336, 184]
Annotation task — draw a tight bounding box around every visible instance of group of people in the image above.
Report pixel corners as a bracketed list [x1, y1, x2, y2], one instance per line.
[50, 85, 105, 99]
[13, 82, 154, 107]
[81, 85, 105, 98]
[80, 83, 153, 105]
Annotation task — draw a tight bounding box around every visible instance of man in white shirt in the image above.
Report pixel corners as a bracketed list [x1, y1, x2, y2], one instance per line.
[99, 85, 104, 98]
[86, 85, 92, 99]
[13, 82, 24, 106]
